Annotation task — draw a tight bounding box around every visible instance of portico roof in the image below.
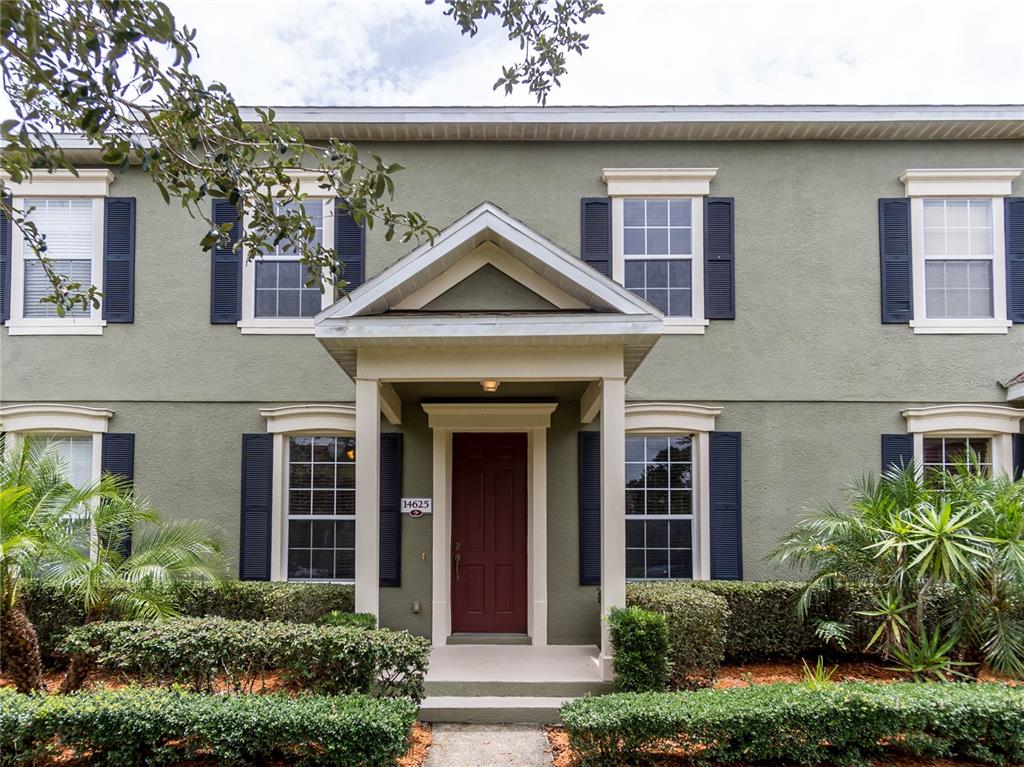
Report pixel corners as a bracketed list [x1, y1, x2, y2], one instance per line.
[315, 202, 664, 379]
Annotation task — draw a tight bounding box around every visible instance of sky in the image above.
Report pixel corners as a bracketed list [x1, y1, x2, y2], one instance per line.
[156, 0, 1024, 107]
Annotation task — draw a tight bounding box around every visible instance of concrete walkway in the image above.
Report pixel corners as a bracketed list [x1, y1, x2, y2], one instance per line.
[424, 724, 552, 767]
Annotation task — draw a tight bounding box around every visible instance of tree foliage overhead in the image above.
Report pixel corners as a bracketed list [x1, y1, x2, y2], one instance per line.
[0, 0, 603, 314]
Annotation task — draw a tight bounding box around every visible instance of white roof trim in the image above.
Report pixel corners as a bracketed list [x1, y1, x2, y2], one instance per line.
[317, 202, 664, 320]
[0, 403, 113, 434]
[260, 404, 356, 434]
[901, 404, 1024, 436]
[1, 169, 113, 197]
[1007, 382, 1024, 403]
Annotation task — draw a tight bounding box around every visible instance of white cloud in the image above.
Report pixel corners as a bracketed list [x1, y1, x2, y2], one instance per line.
[162, 0, 1023, 106]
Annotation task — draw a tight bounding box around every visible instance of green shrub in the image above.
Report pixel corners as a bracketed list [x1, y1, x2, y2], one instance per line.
[321, 610, 377, 629]
[21, 580, 355, 666]
[61, 617, 428, 701]
[625, 583, 728, 689]
[608, 607, 669, 692]
[0, 685, 415, 767]
[561, 682, 1024, 767]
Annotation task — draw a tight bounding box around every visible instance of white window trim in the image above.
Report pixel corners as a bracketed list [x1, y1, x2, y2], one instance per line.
[902, 404, 1024, 478]
[0, 403, 113, 483]
[624, 403, 722, 580]
[260, 405, 357, 582]
[239, 183, 336, 335]
[901, 168, 1022, 335]
[4, 172, 113, 336]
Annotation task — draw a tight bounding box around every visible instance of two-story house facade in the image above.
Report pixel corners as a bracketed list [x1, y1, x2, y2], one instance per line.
[2, 105, 1022, 678]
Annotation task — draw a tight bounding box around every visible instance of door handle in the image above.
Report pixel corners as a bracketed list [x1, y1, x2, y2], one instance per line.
[454, 542, 461, 580]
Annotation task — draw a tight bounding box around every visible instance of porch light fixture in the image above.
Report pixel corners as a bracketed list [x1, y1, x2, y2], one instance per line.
[480, 379, 500, 393]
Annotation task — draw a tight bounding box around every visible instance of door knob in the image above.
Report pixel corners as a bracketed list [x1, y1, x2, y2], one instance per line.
[454, 542, 461, 580]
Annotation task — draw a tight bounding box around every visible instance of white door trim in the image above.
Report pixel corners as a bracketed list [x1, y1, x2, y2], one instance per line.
[423, 403, 556, 647]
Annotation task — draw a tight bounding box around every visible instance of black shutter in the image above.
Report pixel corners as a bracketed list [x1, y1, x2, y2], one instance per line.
[1005, 197, 1024, 323]
[704, 197, 736, 319]
[379, 432, 403, 587]
[210, 199, 242, 323]
[709, 431, 742, 580]
[240, 433, 273, 580]
[879, 198, 913, 323]
[101, 433, 135, 558]
[1, 195, 11, 323]
[1012, 433, 1023, 482]
[102, 197, 135, 323]
[881, 433, 914, 473]
[580, 198, 612, 278]
[578, 430, 601, 586]
[335, 199, 365, 291]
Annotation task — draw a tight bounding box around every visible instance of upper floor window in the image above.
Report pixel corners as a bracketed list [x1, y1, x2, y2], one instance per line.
[922, 199, 995, 320]
[899, 168, 1022, 334]
[239, 194, 335, 334]
[622, 199, 694, 318]
[2, 170, 113, 335]
[603, 168, 720, 334]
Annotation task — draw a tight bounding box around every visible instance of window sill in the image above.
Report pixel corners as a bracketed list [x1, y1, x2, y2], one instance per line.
[662, 318, 710, 335]
[5, 319, 105, 336]
[238, 319, 315, 335]
[909, 319, 1011, 335]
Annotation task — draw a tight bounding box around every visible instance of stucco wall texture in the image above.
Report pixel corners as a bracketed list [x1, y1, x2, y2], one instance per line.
[2, 139, 1023, 645]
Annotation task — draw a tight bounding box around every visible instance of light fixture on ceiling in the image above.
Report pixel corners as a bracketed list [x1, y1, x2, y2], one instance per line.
[480, 379, 500, 393]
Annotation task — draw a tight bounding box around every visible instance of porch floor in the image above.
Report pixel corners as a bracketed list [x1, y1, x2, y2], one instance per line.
[427, 644, 602, 685]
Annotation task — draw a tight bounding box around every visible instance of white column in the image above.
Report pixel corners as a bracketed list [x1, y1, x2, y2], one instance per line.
[599, 377, 626, 680]
[431, 428, 451, 645]
[529, 427, 548, 646]
[354, 378, 380, 617]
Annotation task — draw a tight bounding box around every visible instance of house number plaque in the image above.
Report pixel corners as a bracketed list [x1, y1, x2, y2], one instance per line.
[400, 498, 433, 517]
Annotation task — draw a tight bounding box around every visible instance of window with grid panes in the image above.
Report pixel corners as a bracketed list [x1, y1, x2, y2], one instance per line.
[22, 199, 95, 318]
[286, 435, 356, 581]
[625, 435, 694, 579]
[622, 198, 694, 317]
[922, 436, 992, 484]
[922, 199, 995, 319]
[254, 200, 325, 319]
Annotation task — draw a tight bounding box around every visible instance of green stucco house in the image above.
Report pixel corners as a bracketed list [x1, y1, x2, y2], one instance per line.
[2, 105, 1023, 683]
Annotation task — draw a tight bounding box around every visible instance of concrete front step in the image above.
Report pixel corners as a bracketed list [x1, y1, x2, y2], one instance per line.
[425, 679, 612, 697]
[419, 696, 571, 724]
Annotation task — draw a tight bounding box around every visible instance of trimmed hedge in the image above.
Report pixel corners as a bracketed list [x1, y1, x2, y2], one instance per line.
[321, 610, 377, 629]
[0, 685, 415, 767]
[61, 617, 428, 701]
[561, 682, 1024, 767]
[20, 580, 356, 665]
[625, 583, 728, 689]
[608, 606, 669, 692]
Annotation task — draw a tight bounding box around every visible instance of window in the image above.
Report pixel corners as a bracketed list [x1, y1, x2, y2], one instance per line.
[625, 435, 694, 579]
[922, 436, 991, 480]
[239, 192, 335, 334]
[622, 199, 693, 317]
[23, 199, 95, 319]
[286, 435, 356, 581]
[255, 200, 325, 320]
[37, 435, 94, 488]
[900, 168, 1020, 334]
[922, 200, 994, 319]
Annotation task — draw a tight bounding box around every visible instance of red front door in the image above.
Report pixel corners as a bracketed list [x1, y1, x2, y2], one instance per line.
[451, 432, 528, 634]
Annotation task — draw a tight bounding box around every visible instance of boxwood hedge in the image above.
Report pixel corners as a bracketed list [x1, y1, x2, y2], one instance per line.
[561, 682, 1024, 767]
[19, 580, 356, 666]
[61, 617, 428, 701]
[607, 606, 670, 692]
[0, 685, 415, 767]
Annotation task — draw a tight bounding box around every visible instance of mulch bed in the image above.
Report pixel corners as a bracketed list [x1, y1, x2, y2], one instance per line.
[545, 660, 1020, 767]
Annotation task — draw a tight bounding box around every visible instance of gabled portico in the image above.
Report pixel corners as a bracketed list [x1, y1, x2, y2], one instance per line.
[315, 202, 664, 676]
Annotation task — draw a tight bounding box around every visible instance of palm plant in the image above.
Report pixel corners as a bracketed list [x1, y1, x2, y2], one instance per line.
[774, 459, 1024, 680]
[0, 438, 228, 693]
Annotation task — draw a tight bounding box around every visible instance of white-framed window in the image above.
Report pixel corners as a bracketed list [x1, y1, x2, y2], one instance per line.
[239, 193, 336, 334]
[625, 434, 695, 579]
[261, 405, 357, 582]
[901, 168, 1021, 334]
[3, 170, 112, 335]
[902, 404, 1023, 478]
[0, 404, 111, 487]
[604, 168, 717, 334]
[285, 435, 356, 581]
